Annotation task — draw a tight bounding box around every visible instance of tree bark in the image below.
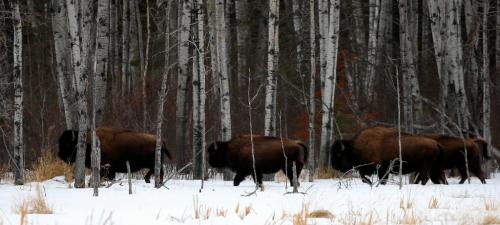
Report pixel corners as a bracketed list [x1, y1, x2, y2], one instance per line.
[481, 0, 492, 175]
[235, 0, 249, 86]
[142, 0, 151, 131]
[13, 0, 24, 185]
[121, 0, 130, 95]
[308, 0, 316, 182]
[95, 0, 110, 124]
[292, 0, 304, 78]
[264, 0, 279, 137]
[399, 0, 416, 133]
[216, 0, 231, 142]
[192, 0, 206, 180]
[176, 0, 191, 166]
[319, 0, 340, 168]
[497, 0, 500, 74]
[365, 0, 380, 104]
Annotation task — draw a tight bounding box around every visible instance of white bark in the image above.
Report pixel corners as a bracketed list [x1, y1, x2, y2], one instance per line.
[264, 0, 279, 137]
[318, 0, 328, 87]
[292, 0, 304, 78]
[13, 1, 24, 185]
[319, 0, 340, 168]
[95, 0, 110, 124]
[235, 0, 249, 83]
[308, 0, 316, 182]
[216, 0, 231, 141]
[142, 0, 151, 130]
[399, 0, 416, 133]
[193, 0, 206, 180]
[52, 0, 77, 130]
[482, 0, 491, 160]
[365, 0, 380, 103]
[176, 0, 191, 165]
[121, 0, 130, 94]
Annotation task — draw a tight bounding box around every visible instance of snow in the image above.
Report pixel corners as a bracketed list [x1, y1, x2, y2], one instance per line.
[1, 174, 499, 225]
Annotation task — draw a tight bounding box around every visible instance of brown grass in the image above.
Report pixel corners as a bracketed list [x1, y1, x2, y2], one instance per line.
[13, 185, 52, 215]
[292, 203, 309, 225]
[308, 209, 334, 219]
[480, 214, 500, 225]
[31, 151, 73, 182]
[483, 199, 498, 211]
[398, 210, 419, 225]
[339, 209, 378, 225]
[315, 167, 338, 179]
[400, 195, 414, 210]
[234, 203, 252, 220]
[0, 164, 8, 183]
[428, 196, 439, 209]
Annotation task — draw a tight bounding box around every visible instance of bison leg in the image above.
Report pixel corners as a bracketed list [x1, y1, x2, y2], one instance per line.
[457, 165, 468, 184]
[144, 170, 153, 183]
[100, 167, 116, 181]
[233, 173, 246, 186]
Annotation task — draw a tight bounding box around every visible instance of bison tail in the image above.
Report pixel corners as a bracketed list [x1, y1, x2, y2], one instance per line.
[297, 142, 309, 162]
[475, 139, 490, 159]
[162, 140, 174, 161]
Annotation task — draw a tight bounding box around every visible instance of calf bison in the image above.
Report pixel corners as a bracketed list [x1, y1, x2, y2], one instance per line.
[331, 126, 444, 185]
[423, 134, 489, 184]
[207, 134, 308, 188]
[58, 127, 173, 183]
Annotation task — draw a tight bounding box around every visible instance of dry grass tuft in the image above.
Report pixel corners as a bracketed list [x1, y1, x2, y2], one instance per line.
[339, 209, 377, 225]
[31, 151, 73, 182]
[480, 214, 500, 225]
[308, 209, 334, 219]
[400, 195, 414, 209]
[234, 203, 252, 220]
[428, 196, 439, 209]
[398, 210, 419, 225]
[483, 199, 498, 211]
[315, 167, 338, 179]
[13, 185, 52, 215]
[292, 203, 309, 225]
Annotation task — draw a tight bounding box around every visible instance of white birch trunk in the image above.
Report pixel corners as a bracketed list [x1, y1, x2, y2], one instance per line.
[13, 1, 24, 185]
[192, 0, 206, 180]
[292, 0, 304, 78]
[365, 0, 380, 103]
[235, 0, 249, 84]
[95, 0, 110, 124]
[121, 0, 130, 95]
[66, 0, 90, 188]
[318, 0, 328, 88]
[142, 0, 151, 130]
[319, 0, 340, 168]
[399, 0, 416, 133]
[52, 0, 77, 130]
[481, 0, 492, 171]
[215, 0, 231, 141]
[264, 0, 279, 137]
[127, 0, 139, 92]
[176, 0, 191, 165]
[308, 0, 316, 182]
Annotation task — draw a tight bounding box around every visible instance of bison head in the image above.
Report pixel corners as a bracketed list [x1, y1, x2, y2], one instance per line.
[330, 139, 355, 172]
[207, 141, 229, 168]
[58, 130, 79, 163]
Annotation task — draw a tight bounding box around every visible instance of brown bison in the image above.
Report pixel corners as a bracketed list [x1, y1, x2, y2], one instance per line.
[207, 134, 308, 188]
[423, 135, 489, 184]
[331, 126, 444, 185]
[58, 127, 173, 183]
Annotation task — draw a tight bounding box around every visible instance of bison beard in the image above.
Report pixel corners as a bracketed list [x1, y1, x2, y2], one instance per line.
[207, 135, 308, 188]
[423, 135, 490, 184]
[58, 127, 173, 183]
[330, 126, 445, 185]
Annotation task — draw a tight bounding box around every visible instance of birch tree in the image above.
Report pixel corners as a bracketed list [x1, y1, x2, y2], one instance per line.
[176, 0, 191, 165]
[95, 0, 110, 124]
[399, 0, 416, 133]
[308, 0, 316, 182]
[142, 0, 151, 130]
[292, 0, 303, 78]
[121, 0, 130, 94]
[215, 0, 231, 142]
[264, 0, 279, 137]
[51, 0, 77, 129]
[13, 0, 24, 185]
[235, 0, 249, 85]
[481, 0, 492, 173]
[192, 0, 206, 180]
[319, 0, 340, 168]
[365, 0, 380, 103]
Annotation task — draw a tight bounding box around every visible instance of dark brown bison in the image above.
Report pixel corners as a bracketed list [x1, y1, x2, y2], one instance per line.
[423, 135, 489, 184]
[207, 134, 308, 188]
[58, 127, 173, 183]
[331, 126, 444, 185]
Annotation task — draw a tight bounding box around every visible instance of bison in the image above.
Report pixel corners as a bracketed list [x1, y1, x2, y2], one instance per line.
[207, 134, 308, 188]
[331, 126, 444, 185]
[58, 127, 173, 183]
[423, 134, 489, 184]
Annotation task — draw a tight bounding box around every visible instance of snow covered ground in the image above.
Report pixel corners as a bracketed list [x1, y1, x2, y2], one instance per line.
[1, 174, 499, 225]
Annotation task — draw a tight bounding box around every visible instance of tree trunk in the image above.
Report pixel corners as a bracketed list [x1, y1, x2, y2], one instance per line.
[192, 0, 206, 180]
[235, 0, 249, 87]
[216, 0, 231, 141]
[365, 0, 380, 104]
[318, 0, 328, 87]
[13, 0, 24, 185]
[154, 0, 171, 188]
[308, 0, 316, 182]
[481, 0, 492, 176]
[176, 0, 191, 166]
[52, 0, 77, 130]
[264, 0, 279, 137]
[292, 0, 304, 78]
[121, 0, 130, 95]
[399, 0, 416, 133]
[319, 0, 340, 168]
[95, 0, 110, 124]
[497, 0, 500, 74]
[142, 0, 151, 131]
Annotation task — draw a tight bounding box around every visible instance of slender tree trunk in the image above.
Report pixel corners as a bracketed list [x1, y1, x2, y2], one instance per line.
[365, 0, 380, 103]
[192, 0, 206, 180]
[318, 0, 328, 87]
[127, 0, 139, 92]
[142, 0, 151, 130]
[497, 0, 500, 74]
[176, 0, 191, 166]
[481, 0, 492, 176]
[399, 0, 416, 133]
[307, 0, 316, 182]
[95, 0, 110, 124]
[154, 0, 171, 188]
[264, 0, 279, 137]
[292, 0, 304, 78]
[216, 0, 231, 141]
[121, 0, 130, 95]
[235, 0, 248, 86]
[319, 0, 340, 168]
[13, 0, 24, 185]
[52, 0, 77, 129]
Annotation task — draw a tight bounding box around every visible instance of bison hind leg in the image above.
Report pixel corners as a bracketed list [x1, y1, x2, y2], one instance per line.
[233, 173, 246, 186]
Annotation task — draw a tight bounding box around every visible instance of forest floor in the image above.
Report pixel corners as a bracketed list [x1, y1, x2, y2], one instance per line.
[0, 174, 500, 225]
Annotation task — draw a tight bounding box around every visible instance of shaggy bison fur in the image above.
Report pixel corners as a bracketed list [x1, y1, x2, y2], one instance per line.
[58, 127, 173, 183]
[423, 135, 490, 184]
[331, 126, 444, 185]
[207, 135, 308, 187]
